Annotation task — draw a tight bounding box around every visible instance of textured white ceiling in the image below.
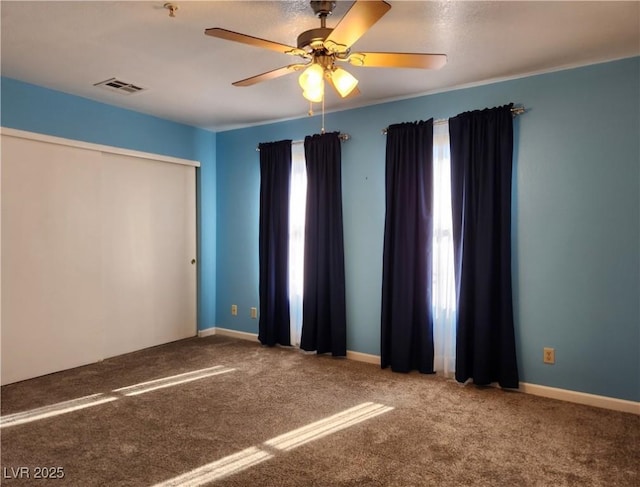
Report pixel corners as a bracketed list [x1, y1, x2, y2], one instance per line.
[1, 1, 638, 132]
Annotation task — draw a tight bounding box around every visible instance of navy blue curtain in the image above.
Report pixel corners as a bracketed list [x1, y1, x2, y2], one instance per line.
[258, 140, 292, 347]
[300, 132, 347, 356]
[381, 120, 435, 373]
[449, 104, 519, 388]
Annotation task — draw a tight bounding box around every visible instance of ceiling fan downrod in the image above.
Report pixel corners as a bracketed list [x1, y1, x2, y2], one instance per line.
[298, 1, 337, 51]
[310, 1, 337, 25]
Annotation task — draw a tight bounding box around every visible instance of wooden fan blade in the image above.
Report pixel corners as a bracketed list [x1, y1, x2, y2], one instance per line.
[232, 64, 308, 87]
[205, 28, 299, 55]
[349, 52, 447, 70]
[324, 0, 391, 52]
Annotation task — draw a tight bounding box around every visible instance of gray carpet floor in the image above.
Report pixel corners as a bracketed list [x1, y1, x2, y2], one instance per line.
[1, 335, 638, 486]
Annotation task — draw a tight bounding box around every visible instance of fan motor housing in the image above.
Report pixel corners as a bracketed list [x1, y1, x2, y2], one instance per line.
[297, 27, 333, 51]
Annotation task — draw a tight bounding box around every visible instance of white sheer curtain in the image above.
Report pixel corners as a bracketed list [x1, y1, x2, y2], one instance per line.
[432, 121, 457, 377]
[289, 133, 454, 365]
[288, 142, 307, 346]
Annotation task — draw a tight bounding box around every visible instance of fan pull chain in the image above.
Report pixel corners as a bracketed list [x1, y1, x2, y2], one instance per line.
[321, 92, 325, 134]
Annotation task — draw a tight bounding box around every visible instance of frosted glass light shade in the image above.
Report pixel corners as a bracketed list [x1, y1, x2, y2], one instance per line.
[299, 63, 325, 102]
[303, 83, 324, 102]
[331, 67, 358, 97]
[299, 64, 324, 91]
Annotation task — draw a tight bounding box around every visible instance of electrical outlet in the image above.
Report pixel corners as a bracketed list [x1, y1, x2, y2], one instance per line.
[250, 307, 258, 319]
[231, 304, 238, 316]
[543, 347, 555, 364]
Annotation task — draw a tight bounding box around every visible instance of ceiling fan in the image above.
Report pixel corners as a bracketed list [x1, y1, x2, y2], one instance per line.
[204, 0, 447, 102]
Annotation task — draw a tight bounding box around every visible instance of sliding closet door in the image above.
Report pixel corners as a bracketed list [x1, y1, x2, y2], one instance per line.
[1, 136, 104, 384]
[100, 152, 196, 358]
[1, 131, 197, 385]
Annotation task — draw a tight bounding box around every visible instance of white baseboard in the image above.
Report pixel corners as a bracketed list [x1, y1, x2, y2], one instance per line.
[346, 350, 380, 365]
[198, 326, 259, 342]
[198, 327, 639, 415]
[519, 382, 639, 415]
[197, 327, 216, 338]
[202, 327, 380, 364]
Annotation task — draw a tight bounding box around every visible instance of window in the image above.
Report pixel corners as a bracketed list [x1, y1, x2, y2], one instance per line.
[432, 121, 457, 377]
[288, 143, 307, 346]
[288, 131, 455, 370]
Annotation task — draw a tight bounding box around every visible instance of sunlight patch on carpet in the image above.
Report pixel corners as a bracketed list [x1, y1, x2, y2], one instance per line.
[265, 401, 395, 451]
[152, 447, 273, 487]
[0, 393, 118, 428]
[113, 365, 235, 396]
[1, 366, 235, 428]
[151, 402, 394, 486]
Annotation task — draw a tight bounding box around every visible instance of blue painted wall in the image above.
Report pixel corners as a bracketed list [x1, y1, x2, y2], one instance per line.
[216, 57, 639, 402]
[1, 77, 217, 332]
[3, 56, 638, 402]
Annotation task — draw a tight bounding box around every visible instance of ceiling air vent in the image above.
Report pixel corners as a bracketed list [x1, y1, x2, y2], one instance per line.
[93, 78, 146, 95]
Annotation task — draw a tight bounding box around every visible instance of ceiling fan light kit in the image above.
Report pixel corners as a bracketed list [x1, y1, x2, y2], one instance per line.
[331, 67, 359, 98]
[204, 0, 446, 106]
[299, 64, 325, 102]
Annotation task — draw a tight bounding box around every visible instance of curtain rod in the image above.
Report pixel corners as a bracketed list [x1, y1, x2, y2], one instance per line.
[381, 106, 526, 135]
[256, 133, 350, 151]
